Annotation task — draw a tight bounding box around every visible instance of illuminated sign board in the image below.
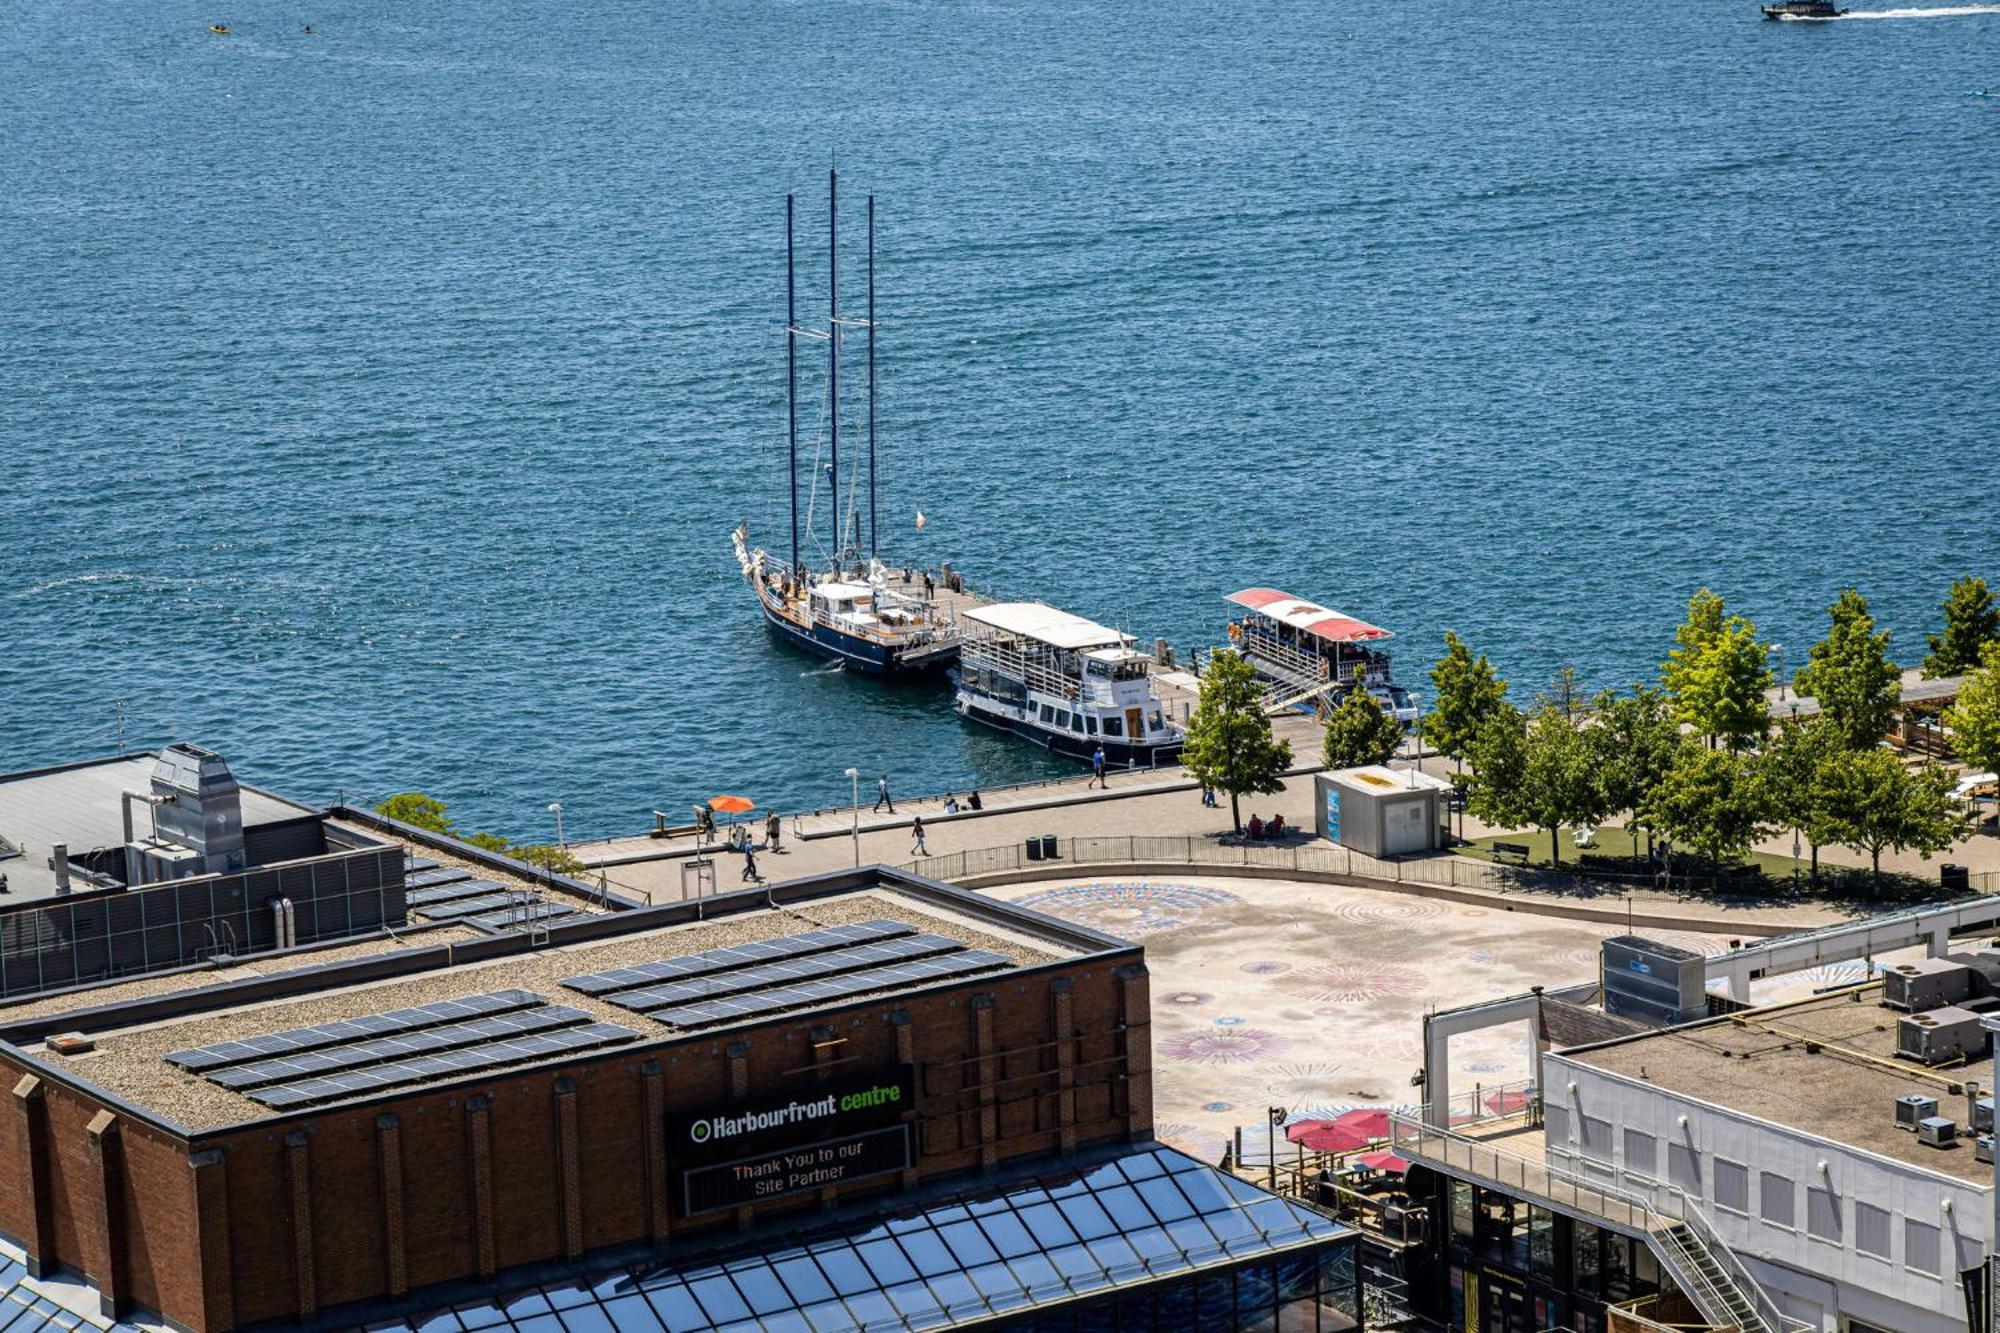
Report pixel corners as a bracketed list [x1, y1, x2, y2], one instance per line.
[682, 1125, 912, 1216]
[669, 1066, 916, 1214]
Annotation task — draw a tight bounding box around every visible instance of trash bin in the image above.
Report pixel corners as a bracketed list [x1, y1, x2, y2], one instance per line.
[1040, 835, 1059, 860]
[1942, 864, 1970, 893]
[1025, 837, 1044, 863]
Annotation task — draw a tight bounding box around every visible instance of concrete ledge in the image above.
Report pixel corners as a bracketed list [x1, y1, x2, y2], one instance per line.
[942, 861, 1816, 939]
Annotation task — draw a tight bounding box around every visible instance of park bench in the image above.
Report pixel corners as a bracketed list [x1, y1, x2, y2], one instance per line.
[1492, 842, 1531, 864]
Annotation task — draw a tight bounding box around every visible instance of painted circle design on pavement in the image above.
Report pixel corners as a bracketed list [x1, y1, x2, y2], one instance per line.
[1159, 1027, 1290, 1065]
[1011, 881, 1243, 936]
[1265, 1063, 1355, 1103]
[1285, 963, 1430, 1004]
[1164, 990, 1216, 1006]
[1203, 1101, 1235, 1113]
[1214, 1016, 1246, 1026]
[1240, 960, 1292, 975]
[1325, 898, 1452, 926]
[1465, 1060, 1507, 1074]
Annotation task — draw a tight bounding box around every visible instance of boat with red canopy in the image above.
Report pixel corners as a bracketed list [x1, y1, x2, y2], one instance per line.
[1224, 588, 1418, 723]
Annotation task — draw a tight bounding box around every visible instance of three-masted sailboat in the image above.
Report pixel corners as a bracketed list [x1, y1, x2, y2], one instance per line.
[732, 172, 962, 678]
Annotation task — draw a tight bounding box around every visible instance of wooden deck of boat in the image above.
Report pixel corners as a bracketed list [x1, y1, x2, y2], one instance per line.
[875, 567, 995, 633]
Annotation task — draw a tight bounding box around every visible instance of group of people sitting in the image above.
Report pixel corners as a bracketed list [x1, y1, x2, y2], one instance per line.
[941, 791, 983, 814]
[1244, 813, 1288, 840]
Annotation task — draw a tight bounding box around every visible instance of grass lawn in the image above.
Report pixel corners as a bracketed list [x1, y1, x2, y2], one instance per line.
[1457, 825, 1820, 883]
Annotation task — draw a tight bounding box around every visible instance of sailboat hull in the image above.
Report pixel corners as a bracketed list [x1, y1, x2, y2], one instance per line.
[758, 593, 953, 678]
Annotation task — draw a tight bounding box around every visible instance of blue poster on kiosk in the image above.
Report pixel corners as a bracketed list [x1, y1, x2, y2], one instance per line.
[1325, 785, 1341, 841]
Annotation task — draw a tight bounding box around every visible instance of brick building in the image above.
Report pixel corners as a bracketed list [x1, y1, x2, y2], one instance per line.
[0, 863, 1360, 1332]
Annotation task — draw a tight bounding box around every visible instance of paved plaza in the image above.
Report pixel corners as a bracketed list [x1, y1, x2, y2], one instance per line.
[980, 873, 1863, 1165]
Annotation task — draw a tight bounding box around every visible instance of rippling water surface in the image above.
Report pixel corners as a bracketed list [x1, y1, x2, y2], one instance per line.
[3, 0, 1997, 839]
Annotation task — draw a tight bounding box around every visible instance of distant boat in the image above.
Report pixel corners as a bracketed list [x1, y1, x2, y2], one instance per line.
[732, 173, 964, 679]
[208, 24, 232, 34]
[1762, 1, 1843, 18]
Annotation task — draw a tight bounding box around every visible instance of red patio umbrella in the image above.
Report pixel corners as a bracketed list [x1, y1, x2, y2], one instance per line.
[1484, 1088, 1532, 1116]
[1332, 1108, 1392, 1141]
[1354, 1151, 1410, 1174]
[1284, 1120, 1371, 1153]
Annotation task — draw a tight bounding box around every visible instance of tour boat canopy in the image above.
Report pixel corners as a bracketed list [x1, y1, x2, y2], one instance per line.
[964, 602, 1131, 651]
[1225, 588, 1393, 644]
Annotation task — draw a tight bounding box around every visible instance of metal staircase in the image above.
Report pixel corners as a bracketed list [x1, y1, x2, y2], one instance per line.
[1387, 1115, 1809, 1333]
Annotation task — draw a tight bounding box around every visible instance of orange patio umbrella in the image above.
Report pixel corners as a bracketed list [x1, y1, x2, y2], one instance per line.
[707, 795, 756, 814]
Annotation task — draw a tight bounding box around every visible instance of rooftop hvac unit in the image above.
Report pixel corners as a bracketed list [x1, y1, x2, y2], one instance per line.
[1979, 1135, 1995, 1165]
[1883, 958, 1974, 1012]
[1897, 1094, 1940, 1130]
[1977, 1098, 1996, 1135]
[1898, 1007, 1990, 1066]
[1918, 1117, 1958, 1148]
[150, 743, 246, 876]
[1601, 935, 1708, 1028]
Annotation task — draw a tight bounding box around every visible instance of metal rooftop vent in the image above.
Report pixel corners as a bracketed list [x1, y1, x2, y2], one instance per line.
[150, 743, 245, 876]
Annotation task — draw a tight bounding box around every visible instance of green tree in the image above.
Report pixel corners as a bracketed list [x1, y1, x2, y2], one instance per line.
[1643, 741, 1770, 889]
[1819, 747, 1964, 888]
[514, 844, 588, 876]
[1753, 716, 1843, 883]
[1588, 687, 1680, 850]
[464, 832, 512, 853]
[1924, 575, 2000, 678]
[1946, 645, 2000, 830]
[1661, 589, 1726, 716]
[1182, 649, 1294, 833]
[374, 792, 454, 835]
[1678, 617, 1774, 752]
[1796, 588, 1900, 751]
[1467, 702, 1605, 868]
[1323, 688, 1405, 770]
[1426, 631, 1509, 771]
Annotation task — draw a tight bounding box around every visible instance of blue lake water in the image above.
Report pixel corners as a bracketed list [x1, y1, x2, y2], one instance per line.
[3, 0, 1997, 841]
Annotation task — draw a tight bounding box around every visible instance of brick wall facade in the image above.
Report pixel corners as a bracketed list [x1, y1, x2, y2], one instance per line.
[0, 953, 1149, 1331]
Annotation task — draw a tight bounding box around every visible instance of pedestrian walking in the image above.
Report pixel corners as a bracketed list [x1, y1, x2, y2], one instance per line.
[1089, 745, 1107, 789]
[765, 810, 782, 852]
[910, 816, 928, 857]
[740, 842, 761, 882]
[874, 775, 895, 814]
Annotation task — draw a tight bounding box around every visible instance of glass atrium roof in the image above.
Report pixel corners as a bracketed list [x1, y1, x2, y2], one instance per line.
[378, 1143, 1350, 1332]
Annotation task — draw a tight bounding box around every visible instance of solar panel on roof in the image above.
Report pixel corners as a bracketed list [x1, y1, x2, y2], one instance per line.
[405, 867, 474, 890]
[561, 919, 915, 997]
[164, 990, 548, 1072]
[206, 1005, 595, 1090]
[464, 901, 578, 932]
[405, 878, 511, 909]
[650, 950, 1014, 1030]
[404, 856, 441, 871]
[409, 890, 537, 921]
[597, 933, 967, 1015]
[248, 1021, 642, 1109]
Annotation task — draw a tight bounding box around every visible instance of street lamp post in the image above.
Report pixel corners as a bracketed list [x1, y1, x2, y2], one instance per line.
[1772, 644, 1787, 701]
[844, 768, 861, 867]
[547, 802, 565, 850]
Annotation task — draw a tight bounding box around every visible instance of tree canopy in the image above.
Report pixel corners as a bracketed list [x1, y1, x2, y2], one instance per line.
[1587, 686, 1680, 839]
[1642, 741, 1769, 886]
[1660, 589, 1771, 750]
[1752, 715, 1844, 882]
[1796, 588, 1900, 751]
[1945, 644, 2000, 822]
[1322, 688, 1405, 771]
[1816, 746, 1963, 885]
[1467, 701, 1606, 867]
[1425, 631, 1508, 768]
[1924, 575, 2000, 679]
[375, 792, 454, 835]
[1181, 648, 1293, 832]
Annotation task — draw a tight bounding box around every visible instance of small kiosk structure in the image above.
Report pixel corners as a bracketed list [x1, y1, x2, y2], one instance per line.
[1315, 765, 1448, 857]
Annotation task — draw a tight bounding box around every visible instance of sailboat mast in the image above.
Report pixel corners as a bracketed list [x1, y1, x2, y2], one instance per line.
[786, 193, 799, 577]
[827, 169, 841, 572]
[867, 194, 878, 564]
